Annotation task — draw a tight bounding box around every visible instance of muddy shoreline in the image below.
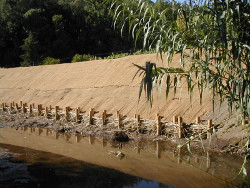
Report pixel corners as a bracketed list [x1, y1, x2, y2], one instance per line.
[0, 112, 248, 157]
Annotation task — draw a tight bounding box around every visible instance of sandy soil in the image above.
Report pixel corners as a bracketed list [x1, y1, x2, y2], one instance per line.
[0, 53, 233, 123]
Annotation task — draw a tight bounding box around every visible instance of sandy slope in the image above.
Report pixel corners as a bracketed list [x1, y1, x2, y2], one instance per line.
[0, 53, 233, 123]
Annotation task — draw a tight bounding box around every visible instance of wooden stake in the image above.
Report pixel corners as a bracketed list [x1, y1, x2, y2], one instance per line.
[55, 106, 59, 120]
[49, 105, 52, 111]
[45, 107, 49, 118]
[102, 110, 106, 125]
[29, 104, 33, 116]
[38, 104, 42, 116]
[89, 109, 93, 124]
[39, 104, 43, 116]
[173, 116, 177, 124]
[118, 113, 122, 129]
[15, 103, 19, 111]
[207, 119, 213, 139]
[20, 101, 23, 107]
[76, 107, 80, 122]
[65, 106, 69, 121]
[156, 114, 162, 136]
[22, 103, 27, 113]
[196, 116, 201, 124]
[91, 108, 94, 116]
[137, 115, 141, 127]
[178, 116, 183, 138]
[207, 119, 212, 129]
[37, 104, 40, 116]
[2, 103, 5, 111]
[116, 111, 120, 118]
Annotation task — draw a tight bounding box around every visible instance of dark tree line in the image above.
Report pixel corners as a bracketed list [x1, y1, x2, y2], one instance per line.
[0, 0, 185, 68]
[0, 0, 135, 67]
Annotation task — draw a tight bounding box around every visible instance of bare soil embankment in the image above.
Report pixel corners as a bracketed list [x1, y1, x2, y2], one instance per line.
[0, 54, 226, 122]
[0, 54, 248, 148]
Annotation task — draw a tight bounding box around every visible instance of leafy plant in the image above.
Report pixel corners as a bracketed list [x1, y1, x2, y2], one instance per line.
[104, 52, 129, 59]
[111, 0, 250, 121]
[71, 54, 97, 62]
[42, 57, 60, 65]
[133, 49, 156, 55]
[20, 33, 38, 67]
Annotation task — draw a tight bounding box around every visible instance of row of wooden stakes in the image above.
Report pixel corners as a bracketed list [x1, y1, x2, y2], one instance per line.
[1, 101, 213, 138]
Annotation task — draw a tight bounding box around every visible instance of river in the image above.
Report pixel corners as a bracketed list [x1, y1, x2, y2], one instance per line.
[0, 126, 249, 187]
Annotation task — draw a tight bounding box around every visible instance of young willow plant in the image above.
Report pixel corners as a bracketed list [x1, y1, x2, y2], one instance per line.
[110, 0, 250, 121]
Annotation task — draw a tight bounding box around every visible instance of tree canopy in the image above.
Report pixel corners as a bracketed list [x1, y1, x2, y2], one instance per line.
[0, 0, 136, 67]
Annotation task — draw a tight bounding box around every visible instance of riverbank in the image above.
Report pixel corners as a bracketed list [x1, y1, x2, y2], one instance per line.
[0, 112, 248, 157]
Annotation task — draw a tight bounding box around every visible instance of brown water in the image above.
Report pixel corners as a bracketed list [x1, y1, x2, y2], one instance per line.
[0, 126, 249, 188]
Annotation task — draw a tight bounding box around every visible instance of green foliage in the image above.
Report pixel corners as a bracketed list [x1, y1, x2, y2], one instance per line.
[20, 33, 38, 67]
[71, 54, 97, 62]
[133, 49, 155, 55]
[104, 52, 129, 59]
[42, 57, 60, 65]
[0, 0, 135, 68]
[112, 0, 250, 120]
[52, 14, 64, 31]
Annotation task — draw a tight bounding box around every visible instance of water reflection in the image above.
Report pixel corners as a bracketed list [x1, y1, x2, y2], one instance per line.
[38, 128, 43, 135]
[65, 133, 71, 141]
[0, 126, 249, 188]
[155, 141, 161, 159]
[0, 143, 166, 188]
[56, 132, 59, 139]
[206, 152, 211, 169]
[75, 134, 81, 143]
[102, 137, 107, 147]
[89, 135, 94, 145]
